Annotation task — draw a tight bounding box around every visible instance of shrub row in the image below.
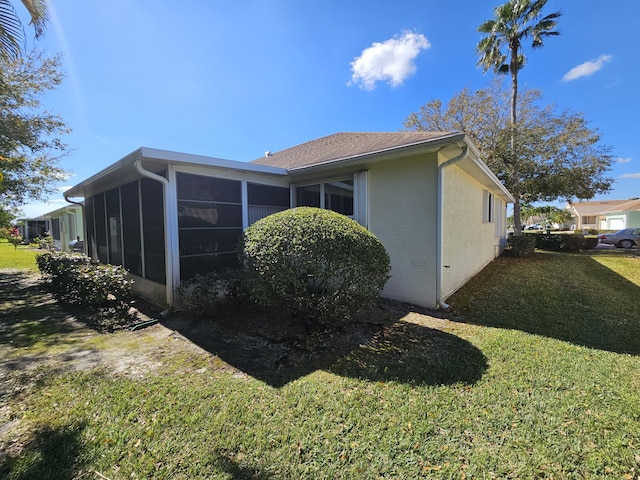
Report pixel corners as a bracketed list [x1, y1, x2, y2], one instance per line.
[535, 233, 598, 252]
[507, 234, 537, 257]
[36, 252, 134, 316]
[508, 233, 598, 256]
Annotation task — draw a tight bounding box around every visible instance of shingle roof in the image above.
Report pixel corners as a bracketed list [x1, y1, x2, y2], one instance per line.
[568, 198, 640, 215]
[251, 131, 461, 170]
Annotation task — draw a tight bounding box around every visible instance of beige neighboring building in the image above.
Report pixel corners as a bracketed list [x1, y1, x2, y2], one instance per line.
[566, 199, 640, 230]
[65, 132, 514, 309]
[44, 205, 85, 252]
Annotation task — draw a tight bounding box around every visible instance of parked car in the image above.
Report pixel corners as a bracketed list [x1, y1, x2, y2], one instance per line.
[598, 228, 640, 249]
[525, 223, 554, 231]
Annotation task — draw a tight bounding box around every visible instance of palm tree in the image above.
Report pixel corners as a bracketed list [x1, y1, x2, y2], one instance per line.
[0, 0, 49, 59]
[477, 0, 560, 235]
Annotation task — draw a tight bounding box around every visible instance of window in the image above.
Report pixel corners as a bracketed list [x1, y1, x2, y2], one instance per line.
[325, 179, 354, 216]
[582, 216, 596, 225]
[483, 190, 494, 223]
[84, 175, 166, 284]
[247, 183, 289, 225]
[85, 196, 95, 258]
[141, 177, 166, 284]
[296, 184, 321, 208]
[51, 218, 61, 241]
[294, 172, 367, 227]
[93, 192, 108, 263]
[105, 188, 122, 265]
[296, 179, 354, 217]
[176, 172, 242, 280]
[121, 180, 143, 277]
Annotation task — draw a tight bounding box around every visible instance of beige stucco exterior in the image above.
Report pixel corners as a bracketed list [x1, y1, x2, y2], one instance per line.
[368, 152, 440, 306]
[440, 162, 506, 301]
[365, 149, 510, 309]
[66, 135, 514, 310]
[45, 205, 85, 253]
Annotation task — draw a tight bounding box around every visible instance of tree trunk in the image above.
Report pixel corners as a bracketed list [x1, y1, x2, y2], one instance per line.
[510, 42, 522, 235]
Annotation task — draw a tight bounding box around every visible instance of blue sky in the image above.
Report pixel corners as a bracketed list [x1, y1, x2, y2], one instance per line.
[20, 0, 640, 217]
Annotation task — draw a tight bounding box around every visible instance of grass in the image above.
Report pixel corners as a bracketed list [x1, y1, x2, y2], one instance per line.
[0, 239, 39, 272]
[1, 246, 639, 479]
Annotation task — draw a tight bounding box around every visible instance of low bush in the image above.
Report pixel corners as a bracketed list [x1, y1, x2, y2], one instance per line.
[507, 234, 537, 257]
[582, 235, 599, 250]
[242, 207, 391, 323]
[177, 269, 248, 318]
[534, 233, 599, 252]
[36, 252, 134, 317]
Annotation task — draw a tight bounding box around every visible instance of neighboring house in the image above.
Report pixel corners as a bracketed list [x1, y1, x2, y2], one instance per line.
[16, 216, 49, 243]
[43, 205, 85, 252]
[566, 199, 640, 230]
[64, 132, 514, 309]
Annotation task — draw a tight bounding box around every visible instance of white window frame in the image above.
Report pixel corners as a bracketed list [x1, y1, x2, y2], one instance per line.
[291, 170, 368, 228]
[483, 189, 494, 224]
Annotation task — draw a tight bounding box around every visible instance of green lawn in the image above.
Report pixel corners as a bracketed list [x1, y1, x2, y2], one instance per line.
[0, 240, 39, 271]
[1, 247, 639, 479]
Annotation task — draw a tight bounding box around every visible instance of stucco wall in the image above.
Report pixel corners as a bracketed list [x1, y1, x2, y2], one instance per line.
[441, 163, 504, 300]
[49, 208, 85, 253]
[368, 153, 439, 308]
[626, 211, 640, 228]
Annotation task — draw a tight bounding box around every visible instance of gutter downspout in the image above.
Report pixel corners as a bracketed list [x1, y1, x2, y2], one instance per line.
[64, 196, 86, 255]
[436, 144, 469, 310]
[134, 159, 175, 309]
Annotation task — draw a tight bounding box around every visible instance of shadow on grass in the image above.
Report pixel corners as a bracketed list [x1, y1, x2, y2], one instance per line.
[165, 301, 488, 388]
[206, 449, 272, 480]
[448, 250, 640, 356]
[0, 423, 86, 480]
[0, 271, 80, 349]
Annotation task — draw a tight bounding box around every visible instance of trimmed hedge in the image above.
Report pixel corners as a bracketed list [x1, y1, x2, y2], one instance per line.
[508, 232, 598, 256]
[36, 252, 134, 317]
[535, 233, 599, 252]
[507, 234, 537, 257]
[241, 207, 390, 323]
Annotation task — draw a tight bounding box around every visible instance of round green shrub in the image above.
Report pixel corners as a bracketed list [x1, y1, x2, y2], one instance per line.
[241, 207, 390, 323]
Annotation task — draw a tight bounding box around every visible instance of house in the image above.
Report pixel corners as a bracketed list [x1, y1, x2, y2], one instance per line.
[64, 132, 514, 309]
[566, 199, 640, 230]
[16, 216, 49, 243]
[43, 205, 85, 252]
[16, 206, 84, 250]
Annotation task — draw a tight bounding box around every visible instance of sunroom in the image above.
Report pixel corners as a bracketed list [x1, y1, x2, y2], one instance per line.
[64, 147, 368, 307]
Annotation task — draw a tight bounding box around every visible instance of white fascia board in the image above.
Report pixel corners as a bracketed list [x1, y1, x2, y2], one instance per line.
[65, 147, 288, 199]
[138, 147, 287, 175]
[456, 138, 514, 203]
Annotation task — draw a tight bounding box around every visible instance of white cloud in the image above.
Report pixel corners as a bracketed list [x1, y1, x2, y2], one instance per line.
[349, 31, 430, 91]
[619, 172, 640, 179]
[616, 157, 632, 164]
[58, 185, 74, 192]
[562, 55, 612, 82]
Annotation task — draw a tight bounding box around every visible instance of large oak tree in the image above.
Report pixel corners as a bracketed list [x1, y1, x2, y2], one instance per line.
[404, 80, 614, 224]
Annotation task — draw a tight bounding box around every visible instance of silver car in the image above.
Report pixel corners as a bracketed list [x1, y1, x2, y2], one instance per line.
[598, 228, 640, 249]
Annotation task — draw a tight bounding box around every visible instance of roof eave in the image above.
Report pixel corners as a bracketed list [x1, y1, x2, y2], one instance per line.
[65, 147, 288, 199]
[285, 132, 466, 175]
